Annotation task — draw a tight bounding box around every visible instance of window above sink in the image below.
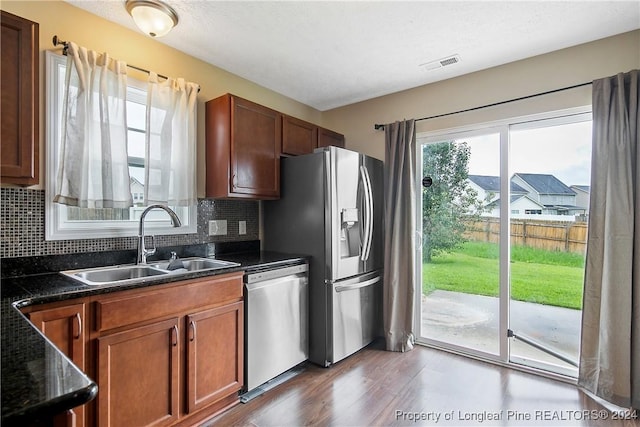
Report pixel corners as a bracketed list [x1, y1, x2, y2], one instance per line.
[44, 52, 197, 241]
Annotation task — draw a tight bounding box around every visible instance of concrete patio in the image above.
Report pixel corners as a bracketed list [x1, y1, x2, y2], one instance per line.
[421, 290, 581, 373]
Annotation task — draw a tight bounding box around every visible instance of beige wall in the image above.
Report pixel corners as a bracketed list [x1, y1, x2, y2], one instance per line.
[322, 30, 640, 161]
[3, 1, 639, 182]
[1, 1, 322, 196]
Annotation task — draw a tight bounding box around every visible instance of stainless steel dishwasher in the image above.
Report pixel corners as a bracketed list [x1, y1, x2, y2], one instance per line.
[243, 262, 308, 394]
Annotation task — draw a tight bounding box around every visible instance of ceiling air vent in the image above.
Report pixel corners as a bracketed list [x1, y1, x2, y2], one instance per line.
[420, 54, 461, 71]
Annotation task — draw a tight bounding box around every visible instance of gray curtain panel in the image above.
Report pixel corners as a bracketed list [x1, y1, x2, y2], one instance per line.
[579, 69, 639, 410]
[383, 120, 417, 352]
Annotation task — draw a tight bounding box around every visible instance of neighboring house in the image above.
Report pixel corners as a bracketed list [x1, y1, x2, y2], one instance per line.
[467, 175, 528, 205]
[130, 177, 145, 206]
[570, 185, 590, 213]
[486, 194, 547, 217]
[511, 173, 585, 216]
[467, 173, 587, 217]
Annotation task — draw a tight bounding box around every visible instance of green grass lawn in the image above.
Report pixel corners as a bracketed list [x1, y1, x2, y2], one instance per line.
[423, 241, 585, 310]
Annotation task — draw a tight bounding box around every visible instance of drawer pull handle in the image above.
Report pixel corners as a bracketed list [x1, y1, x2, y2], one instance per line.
[189, 320, 196, 342]
[171, 325, 179, 347]
[73, 313, 82, 340]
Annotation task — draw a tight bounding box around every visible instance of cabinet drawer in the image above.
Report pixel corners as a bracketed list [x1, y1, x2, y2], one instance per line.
[95, 272, 243, 332]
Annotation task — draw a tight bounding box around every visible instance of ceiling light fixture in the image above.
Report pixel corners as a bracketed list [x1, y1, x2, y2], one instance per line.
[125, 0, 179, 38]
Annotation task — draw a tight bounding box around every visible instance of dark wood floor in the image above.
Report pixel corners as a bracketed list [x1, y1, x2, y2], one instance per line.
[207, 340, 639, 426]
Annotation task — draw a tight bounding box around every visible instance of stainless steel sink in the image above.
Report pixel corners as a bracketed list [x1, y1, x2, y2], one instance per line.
[61, 257, 240, 287]
[147, 257, 240, 272]
[61, 265, 168, 286]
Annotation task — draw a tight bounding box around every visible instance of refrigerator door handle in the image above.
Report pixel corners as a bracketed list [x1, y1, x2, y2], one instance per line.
[359, 165, 374, 261]
[357, 166, 366, 260]
[365, 165, 374, 260]
[335, 275, 381, 292]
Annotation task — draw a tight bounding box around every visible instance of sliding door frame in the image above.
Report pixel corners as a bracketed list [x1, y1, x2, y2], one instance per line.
[414, 105, 591, 380]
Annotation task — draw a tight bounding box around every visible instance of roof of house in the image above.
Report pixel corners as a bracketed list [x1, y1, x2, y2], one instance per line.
[513, 173, 575, 195]
[468, 175, 527, 193]
[570, 185, 590, 193]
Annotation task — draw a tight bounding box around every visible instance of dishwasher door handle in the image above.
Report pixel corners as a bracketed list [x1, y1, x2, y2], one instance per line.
[244, 263, 308, 284]
[335, 276, 380, 293]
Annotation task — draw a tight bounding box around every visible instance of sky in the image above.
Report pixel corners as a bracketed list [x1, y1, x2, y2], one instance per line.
[460, 120, 592, 187]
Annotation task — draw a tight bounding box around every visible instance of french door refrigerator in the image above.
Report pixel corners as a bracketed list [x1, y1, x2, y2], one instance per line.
[263, 146, 383, 367]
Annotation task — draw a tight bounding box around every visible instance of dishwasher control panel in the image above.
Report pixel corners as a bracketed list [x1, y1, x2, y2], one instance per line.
[244, 263, 308, 284]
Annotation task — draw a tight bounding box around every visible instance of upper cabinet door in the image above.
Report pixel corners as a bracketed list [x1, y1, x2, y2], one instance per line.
[1, 11, 39, 186]
[231, 97, 281, 198]
[318, 127, 345, 149]
[206, 94, 281, 199]
[205, 93, 345, 199]
[282, 115, 317, 156]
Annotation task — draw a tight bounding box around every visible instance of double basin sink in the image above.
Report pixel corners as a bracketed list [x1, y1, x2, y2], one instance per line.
[61, 257, 240, 287]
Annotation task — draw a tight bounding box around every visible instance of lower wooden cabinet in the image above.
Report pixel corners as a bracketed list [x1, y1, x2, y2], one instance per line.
[97, 318, 181, 427]
[27, 302, 87, 427]
[186, 302, 243, 414]
[25, 272, 244, 427]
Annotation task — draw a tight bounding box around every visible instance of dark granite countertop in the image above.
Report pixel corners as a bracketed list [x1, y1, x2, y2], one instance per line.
[1, 242, 306, 426]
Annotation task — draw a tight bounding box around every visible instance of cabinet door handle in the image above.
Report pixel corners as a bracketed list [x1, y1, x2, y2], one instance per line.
[189, 320, 196, 342]
[73, 313, 82, 340]
[171, 325, 179, 347]
[65, 409, 76, 427]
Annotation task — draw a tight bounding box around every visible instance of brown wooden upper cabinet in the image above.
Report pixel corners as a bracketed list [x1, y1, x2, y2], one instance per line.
[205, 93, 346, 199]
[282, 115, 317, 156]
[282, 115, 345, 156]
[1, 11, 39, 186]
[318, 126, 345, 149]
[206, 94, 281, 199]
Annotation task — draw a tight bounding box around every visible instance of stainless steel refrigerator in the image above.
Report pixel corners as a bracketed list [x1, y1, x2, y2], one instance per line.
[263, 146, 383, 367]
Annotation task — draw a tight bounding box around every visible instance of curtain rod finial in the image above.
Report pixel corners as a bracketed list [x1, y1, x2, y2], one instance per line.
[374, 124, 385, 131]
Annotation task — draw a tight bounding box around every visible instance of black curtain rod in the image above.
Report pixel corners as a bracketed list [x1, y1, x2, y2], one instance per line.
[52, 35, 200, 92]
[373, 81, 593, 130]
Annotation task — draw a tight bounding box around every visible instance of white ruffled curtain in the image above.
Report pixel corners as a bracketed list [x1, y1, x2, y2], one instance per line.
[54, 42, 132, 208]
[144, 72, 198, 206]
[579, 69, 639, 410]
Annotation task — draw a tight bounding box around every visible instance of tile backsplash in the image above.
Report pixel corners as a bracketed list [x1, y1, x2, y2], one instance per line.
[0, 188, 259, 258]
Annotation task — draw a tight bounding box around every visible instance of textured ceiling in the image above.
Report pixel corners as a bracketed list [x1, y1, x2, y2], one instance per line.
[66, 1, 640, 111]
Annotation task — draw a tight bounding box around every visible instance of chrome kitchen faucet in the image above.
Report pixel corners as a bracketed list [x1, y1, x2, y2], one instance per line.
[137, 205, 182, 264]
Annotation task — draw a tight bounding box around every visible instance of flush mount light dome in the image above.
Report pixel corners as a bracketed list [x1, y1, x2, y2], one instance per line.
[125, 0, 179, 38]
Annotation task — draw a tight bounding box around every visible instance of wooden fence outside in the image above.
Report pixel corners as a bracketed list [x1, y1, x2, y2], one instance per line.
[464, 217, 588, 254]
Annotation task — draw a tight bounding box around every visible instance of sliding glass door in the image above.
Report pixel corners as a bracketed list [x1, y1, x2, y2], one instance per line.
[507, 116, 591, 376]
[419, 130, 502, 357]
[416, 109, 591, 378]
